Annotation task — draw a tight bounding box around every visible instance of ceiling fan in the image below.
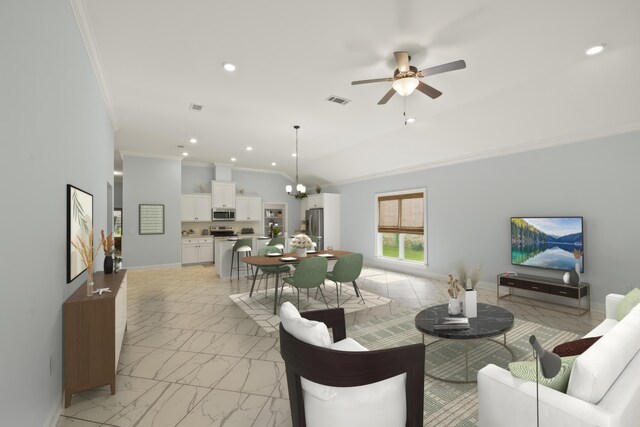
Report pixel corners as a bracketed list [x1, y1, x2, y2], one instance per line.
[351, 51, 466, 105]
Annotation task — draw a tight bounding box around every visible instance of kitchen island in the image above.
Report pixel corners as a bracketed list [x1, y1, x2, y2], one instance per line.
[214, 236, 271, 278]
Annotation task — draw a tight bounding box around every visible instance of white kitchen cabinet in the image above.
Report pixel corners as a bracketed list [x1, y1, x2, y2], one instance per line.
[181, 194, 211, 222]
[182, 238, 213, 264]
[212, 181, 236, 209]
[307, 194, 323, 209]
[236, 196, 262, 221]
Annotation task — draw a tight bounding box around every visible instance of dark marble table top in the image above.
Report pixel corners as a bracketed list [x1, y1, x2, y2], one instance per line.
[415, 303, 514, 340]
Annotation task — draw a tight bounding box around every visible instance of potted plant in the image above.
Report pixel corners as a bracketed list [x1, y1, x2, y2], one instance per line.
[291, 234, 313, 258]
[272, 226, 281, 238]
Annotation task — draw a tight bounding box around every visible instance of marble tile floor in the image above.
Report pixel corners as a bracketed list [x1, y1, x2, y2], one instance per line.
[58, 264, 604, 427]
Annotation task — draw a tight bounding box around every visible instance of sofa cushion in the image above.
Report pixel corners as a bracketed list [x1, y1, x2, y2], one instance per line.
[616, 288, 640, 321]
[553, 337, 601, 357]
[279, 302, 331, 348]
[567, 309, 640, 404]
[303, 336, 407, 427]
[583, 319, 618, 339]
[508, 356, 577, 392]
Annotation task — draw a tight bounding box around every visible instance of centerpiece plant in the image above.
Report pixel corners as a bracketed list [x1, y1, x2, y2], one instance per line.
[291, 234, 313, 257]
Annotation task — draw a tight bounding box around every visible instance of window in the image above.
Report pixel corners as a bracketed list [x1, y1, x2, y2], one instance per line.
[376, 190, 426, 263]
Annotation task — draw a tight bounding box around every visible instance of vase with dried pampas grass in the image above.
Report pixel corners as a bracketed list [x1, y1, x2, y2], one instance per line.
[101, 230, 114, 274]
[71, 228, 100, 296]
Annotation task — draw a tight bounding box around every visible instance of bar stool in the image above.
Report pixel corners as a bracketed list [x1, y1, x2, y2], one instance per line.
[230, 238, 254, 280]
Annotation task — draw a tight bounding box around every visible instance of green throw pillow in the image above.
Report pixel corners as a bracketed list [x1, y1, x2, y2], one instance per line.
[615, 288, 640, 321]
[508, 356, 578, 393]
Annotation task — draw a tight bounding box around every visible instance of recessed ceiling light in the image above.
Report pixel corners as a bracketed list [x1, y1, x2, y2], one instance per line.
[271, 162, 276, 166]
[246, 146, 252, 151]
[222, 62, 236, 72]
[291, 153, 297, 157]
[586, 44, 606, 56]
[406, 117, 416, 124]
[113, 171, 123, 176]
[182, 152, 189, 156]
[230, 157, 236, 162]
[189, 138, 197, 143]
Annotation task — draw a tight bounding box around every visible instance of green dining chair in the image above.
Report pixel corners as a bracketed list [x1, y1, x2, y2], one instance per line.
[267, 236, 285, 251]
[251, 246, 290, 297]
[281, 256, 329, 309]
[326, 253, 364, 306]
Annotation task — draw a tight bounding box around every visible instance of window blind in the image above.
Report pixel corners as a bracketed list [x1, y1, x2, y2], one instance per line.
[377, 192, 424, 234]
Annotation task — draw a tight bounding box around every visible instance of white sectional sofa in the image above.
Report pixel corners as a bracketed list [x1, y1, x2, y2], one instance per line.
[478, 294, 640, 427]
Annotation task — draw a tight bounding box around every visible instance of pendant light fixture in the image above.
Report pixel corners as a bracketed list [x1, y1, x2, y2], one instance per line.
[285, 125, 306, 198]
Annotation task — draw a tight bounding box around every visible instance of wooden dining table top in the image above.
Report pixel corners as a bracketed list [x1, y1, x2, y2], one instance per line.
[242, 250, 352, 266]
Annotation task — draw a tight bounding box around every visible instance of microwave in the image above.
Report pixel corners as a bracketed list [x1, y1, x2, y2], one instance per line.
[212, 208, 235, 221]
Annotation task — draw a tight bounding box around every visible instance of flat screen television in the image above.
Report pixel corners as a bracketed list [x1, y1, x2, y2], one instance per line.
[511, 217, 583, 273]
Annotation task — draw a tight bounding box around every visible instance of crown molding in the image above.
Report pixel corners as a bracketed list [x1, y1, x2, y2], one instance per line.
[329, 120, 640, 186]
[183, 161, 214, 167]
[120, 150, 183, 161]
[234, 166, 293, 181]
[69, 0, 118, 131]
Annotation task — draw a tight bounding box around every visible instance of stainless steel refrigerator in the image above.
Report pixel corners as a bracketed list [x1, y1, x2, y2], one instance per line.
[306, 208, 324, 250]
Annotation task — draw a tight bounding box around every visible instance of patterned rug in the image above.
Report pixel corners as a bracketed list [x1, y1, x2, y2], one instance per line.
[230, 281, 392, 333]
[348, 310, 581, 427]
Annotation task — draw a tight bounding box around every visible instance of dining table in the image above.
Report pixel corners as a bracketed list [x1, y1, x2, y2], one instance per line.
[242, 250, 352, 314]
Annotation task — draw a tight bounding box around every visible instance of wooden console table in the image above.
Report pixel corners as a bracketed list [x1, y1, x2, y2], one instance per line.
[496, 273, 589, 316]
[63, 270, 127, 407]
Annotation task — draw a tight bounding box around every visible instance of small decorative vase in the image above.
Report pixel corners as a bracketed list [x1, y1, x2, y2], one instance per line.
[448, 298, 461, 315]
[296, 248, 307, 258]
[86, 269, 94, 297]
[569, 264, 580, 285]
[461, 289, 478, 318]
[114, 261, 122, 272]
[104, 255, 114, 274]
[563, 272, 571, 284]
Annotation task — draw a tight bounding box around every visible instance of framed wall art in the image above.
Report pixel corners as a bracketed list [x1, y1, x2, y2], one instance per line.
[139, 204, 165, 235]
[67, 184, 93, 283]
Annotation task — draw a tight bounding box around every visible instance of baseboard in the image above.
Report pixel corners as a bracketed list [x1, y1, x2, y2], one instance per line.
[125, 263, 182, 271]
[44, 395, 62, 427]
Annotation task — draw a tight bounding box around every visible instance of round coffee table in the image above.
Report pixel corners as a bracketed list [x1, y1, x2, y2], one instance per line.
[415, 303, 515, 383]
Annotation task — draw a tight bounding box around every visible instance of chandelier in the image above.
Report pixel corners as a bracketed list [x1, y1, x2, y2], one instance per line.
[285, 125, 307, 198]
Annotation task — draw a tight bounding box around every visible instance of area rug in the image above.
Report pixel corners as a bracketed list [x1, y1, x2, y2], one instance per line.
[230, 281, 392, 333]
[347, 310, 581, 427]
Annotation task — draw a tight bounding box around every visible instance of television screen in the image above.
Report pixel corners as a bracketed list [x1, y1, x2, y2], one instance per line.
[511, 217, 583, 272]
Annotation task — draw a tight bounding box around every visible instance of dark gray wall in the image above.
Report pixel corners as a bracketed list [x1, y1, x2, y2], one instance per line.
[0, 0, 114, 424]
[328, 132, 640, 306]
[123, 155, 181, 268]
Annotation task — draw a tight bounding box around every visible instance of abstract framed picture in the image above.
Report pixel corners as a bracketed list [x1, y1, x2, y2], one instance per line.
[67, 184, 93, 283]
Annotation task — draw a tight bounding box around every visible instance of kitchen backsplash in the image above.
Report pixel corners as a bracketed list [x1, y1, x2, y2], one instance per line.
[181, 221, 261, 236]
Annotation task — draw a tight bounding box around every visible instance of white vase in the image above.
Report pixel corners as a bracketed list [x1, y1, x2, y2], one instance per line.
[448, 298, 461, 315]
[296, 248, 307, 258]
[461, 289, 477, 318]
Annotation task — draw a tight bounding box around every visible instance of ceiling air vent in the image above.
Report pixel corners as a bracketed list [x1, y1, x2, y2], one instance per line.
[325, 95, 351, 106]
[189, 103, 204, 112]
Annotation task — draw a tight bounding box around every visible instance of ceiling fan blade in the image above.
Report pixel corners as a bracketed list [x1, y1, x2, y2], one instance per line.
[394, 51, 410, 72]
[419, 59, 467, 77]
[351, 77, 394, 85]
[416, 81, 442, 99]
[377, 88, 397, 105]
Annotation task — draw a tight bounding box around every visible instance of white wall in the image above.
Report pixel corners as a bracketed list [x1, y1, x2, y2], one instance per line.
[328, 132, 640, 306]
[123, 155, 181, 268]
[0, 0, 114, 424]
[114, 180, 123, 208]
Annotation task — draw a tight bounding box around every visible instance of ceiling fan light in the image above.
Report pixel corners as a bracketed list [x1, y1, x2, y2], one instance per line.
[392, 77, 419, 96]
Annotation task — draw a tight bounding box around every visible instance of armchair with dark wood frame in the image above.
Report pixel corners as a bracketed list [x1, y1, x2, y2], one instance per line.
[279, 307, 426, 427]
